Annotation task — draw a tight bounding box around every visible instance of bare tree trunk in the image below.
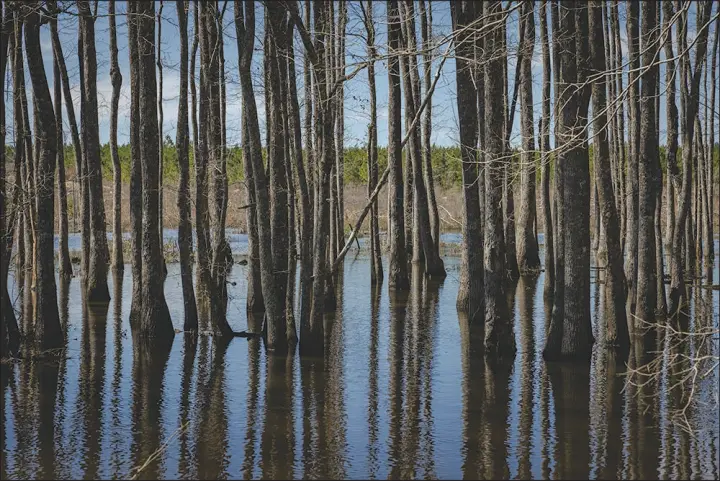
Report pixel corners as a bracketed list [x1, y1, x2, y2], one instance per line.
[363, 0, 383, 285]
[109, 0, 123, 273]
[588, 0, 629, 350]
[16, 12, 37, 326]
[1, 3, 20, 356]
[663, 1, 679, 251]
[127, 0, 143, 326]
[611, 0, 626, 247]
[136, 0, 173, 338]
[177, 0, 199, 332]
[78, 1, 110, 303]
[335, 1, 347, 259]
[303, 0, 314, 213]
[0, 0, 7, 358]
[266, 2, 290, 348]
[707, 14, 718, 280]
[669, 2, 711, 318]
[198, 1, 233, 337]
[483, 1, 514, 358]
[49, 1, 85, 277]
[24, 2, 62, 349]
[50, 5, 72, 281]
[452, 1, 483, 321]
[539, 0, 554, 299]
[419, 0, 440, 257]
[401, 0, 444, 277]
[544, 1, 593, 361]
[386, 0, 410, 291]
[157, 1, 165, 261]
[235, 0, 284, 349]
[516, 0, 540, 275]
[635, 1, 659, 344]
[286, 13, 314, 324]
[624, 1, 640, 315]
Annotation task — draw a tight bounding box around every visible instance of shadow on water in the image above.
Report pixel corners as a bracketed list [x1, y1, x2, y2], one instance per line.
[0, 253, 718, 479]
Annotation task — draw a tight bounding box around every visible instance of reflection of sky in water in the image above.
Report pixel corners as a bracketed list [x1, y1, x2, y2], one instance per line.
[3, 241, 718, 479]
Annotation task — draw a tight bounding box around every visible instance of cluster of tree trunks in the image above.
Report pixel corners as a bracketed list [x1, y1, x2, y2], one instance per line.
[1, 1, 718, 364]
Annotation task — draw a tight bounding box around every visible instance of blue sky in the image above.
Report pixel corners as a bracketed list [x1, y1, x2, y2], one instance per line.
[5, 1, 715, 150]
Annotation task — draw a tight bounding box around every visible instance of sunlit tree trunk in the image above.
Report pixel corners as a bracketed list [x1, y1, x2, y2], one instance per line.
[49, 1, 85, 278]
[516, 0, 540, 275]
[635, 1, 659, 341]
[24, 2, 62, 349]
[157, 1, 165, 265]
[624, 1, 639, 315]
[1, 3, 20, 356]
[136, 0, 173, 338]
[669, 2, 711, 317]
[544, 1, 593, 361]
[419, 0, 440, 258]
[78, 1, 110, 303]
[127, 0, 143, 326]
[235, 0, 284, 348]
[335, 1, 347, 259]
[50, 5, 72, 281]
[588, 0, 629, 350]
[109, 0, 123, 273]
[176, 0, 198, 332]
[15, 12, 37, 328]
[401, 0, 444, 277]
[266, 2, 290, 348]
[610, 0, 626, 246]
[452, 0, 483, 322]
[386, 0, 409, 291]
[286, 14, 313, 325]
[483, 1, 514, 357]
[539, 0, 554, 299]
[663, 1, 679, 251]
[363, 0, 383, 285]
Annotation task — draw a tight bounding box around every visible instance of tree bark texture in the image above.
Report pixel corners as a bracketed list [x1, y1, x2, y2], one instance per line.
[539, 0, 554, 299]
[50, 4, 72, 281]
[235, 0, 285, 350]
[483, 1, 514, 358]
[176, 0, 199, 332]
[588, 0, 629, 350]
[635, 0, 659, 342]
[452, 0, 483, 322]
[516, 0, 540, 275]
[136, 0, 173, 338]
[109, 0, 123, 273]
[78, 1, 111, 303]
[387, 0, 410, 291]
[127, 0, 143, 326]
[24, 3, 62, 349]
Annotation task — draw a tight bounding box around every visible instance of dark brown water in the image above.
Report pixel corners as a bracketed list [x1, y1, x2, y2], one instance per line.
[2, 252, 719, 480]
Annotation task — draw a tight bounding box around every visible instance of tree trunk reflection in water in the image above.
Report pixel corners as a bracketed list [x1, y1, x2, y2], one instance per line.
[79, 302, 108, 480]
[387, 288, 407, 479]
[261, 349, 296, 479]
[196, 338, 230, 480]
[459, 309, 485, 479]
[177, 333, 197, 480]
[516, 276, 538, 479]
[241, 313, 262, 479]
[547, 362, 590, 480]
[130, 336, 173, 480]
[367, 283, 381, 479]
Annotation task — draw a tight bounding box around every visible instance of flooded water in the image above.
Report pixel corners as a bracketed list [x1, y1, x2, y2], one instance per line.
[2, 245, 719, 480]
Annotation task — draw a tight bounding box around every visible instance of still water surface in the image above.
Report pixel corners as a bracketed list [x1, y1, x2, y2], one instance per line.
[2, 247, 719, 479]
